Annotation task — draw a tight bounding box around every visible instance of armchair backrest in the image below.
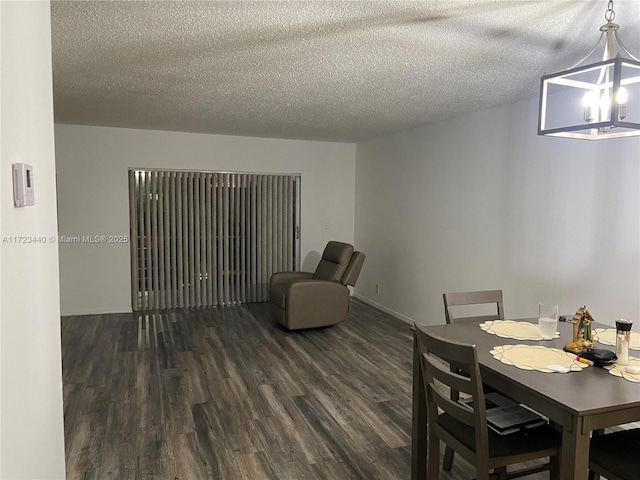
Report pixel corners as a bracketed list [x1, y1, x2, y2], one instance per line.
[313, 241, 354, 282]
[341, 251, 365, 287]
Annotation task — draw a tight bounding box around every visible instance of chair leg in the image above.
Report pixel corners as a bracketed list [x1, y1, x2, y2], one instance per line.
[587, 429, 604, 480]
[495, 466, 508, 480]
[443, 446, 455, 471]
[427, 433, 440, 479]
[476, 468, 491, 480]
[550, 454, 560, 480]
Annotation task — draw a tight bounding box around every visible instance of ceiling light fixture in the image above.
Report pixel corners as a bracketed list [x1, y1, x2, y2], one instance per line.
[538, 0, 640, 140]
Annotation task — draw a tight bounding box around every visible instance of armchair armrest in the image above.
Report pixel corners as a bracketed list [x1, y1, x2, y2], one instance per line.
[270, 271, 313, 287]
[287, 278, 346, 295]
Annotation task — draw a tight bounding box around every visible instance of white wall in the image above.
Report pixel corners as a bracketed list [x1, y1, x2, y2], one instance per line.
[355, 96, 640, 327]
[0, 1, 66, 478]
[55, 125, 356, 315]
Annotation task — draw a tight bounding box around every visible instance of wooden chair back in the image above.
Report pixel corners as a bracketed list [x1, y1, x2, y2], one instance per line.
[443, 290, 504, 324]
[415, 326, 490, 465]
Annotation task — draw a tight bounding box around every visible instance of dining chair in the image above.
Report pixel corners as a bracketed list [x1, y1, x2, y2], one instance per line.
[443, 289, 504, 324]
[415, 325, 560, 480]
[588, 428, 640, 480]
[441, 289, 505, 470]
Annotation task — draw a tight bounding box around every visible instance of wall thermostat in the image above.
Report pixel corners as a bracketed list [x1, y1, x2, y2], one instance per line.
[13, 163, 35, 207]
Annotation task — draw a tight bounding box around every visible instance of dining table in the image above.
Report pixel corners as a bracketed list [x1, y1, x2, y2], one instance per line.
[411, 318, 640, 480]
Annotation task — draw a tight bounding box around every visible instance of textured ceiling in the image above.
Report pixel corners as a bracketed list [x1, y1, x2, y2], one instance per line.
[51, 0, 640, 143]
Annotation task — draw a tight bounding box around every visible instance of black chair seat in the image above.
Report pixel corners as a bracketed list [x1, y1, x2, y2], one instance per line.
[438, 413, 560, 458]
[590, 429, 640, 480]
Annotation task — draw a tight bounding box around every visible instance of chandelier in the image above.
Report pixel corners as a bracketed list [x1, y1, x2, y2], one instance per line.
[538, 0, 640, 140]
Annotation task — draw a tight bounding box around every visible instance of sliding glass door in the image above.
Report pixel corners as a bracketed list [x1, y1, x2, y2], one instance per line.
[128, 169, 300, 311]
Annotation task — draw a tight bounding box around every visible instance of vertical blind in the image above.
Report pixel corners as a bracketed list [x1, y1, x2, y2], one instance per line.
[129, 170, 299, 311]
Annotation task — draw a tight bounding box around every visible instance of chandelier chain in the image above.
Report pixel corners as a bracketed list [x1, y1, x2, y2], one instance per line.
[604, 0, 615, 22]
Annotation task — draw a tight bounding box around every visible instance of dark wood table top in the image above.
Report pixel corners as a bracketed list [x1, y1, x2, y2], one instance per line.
[420, 319, 640, 418]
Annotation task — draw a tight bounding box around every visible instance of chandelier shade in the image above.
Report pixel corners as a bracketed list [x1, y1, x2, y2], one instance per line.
[538, 1, 640, 140]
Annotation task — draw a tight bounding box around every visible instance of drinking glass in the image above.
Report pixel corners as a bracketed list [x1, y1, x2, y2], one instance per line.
[538, 302, 558, 339]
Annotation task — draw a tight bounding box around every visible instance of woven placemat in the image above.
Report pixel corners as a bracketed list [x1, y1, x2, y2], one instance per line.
[490, 344, 588, 373]
[480, 320, 560, 341]
[604, 357, 640, 383]
[594, 329, 640, 350]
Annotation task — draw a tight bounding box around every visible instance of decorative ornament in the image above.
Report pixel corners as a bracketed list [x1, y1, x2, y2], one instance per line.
[563, 305, 596, 354]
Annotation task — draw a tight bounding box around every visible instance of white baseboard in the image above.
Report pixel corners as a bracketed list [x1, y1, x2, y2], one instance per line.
[352, 294, 415, 326]
[60, 306, 133, 317]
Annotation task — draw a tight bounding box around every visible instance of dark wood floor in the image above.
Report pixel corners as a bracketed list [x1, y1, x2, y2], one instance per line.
[63, 299, 417, 479]
[62, 299, 627, 479]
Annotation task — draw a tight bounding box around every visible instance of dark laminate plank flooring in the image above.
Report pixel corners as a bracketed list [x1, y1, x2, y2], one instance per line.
[62, 300, 412, 480]
[62, 299, 631, 479]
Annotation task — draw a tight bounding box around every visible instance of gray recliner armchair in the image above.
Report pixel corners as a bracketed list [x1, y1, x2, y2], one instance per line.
[269, 241, 365, 330]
